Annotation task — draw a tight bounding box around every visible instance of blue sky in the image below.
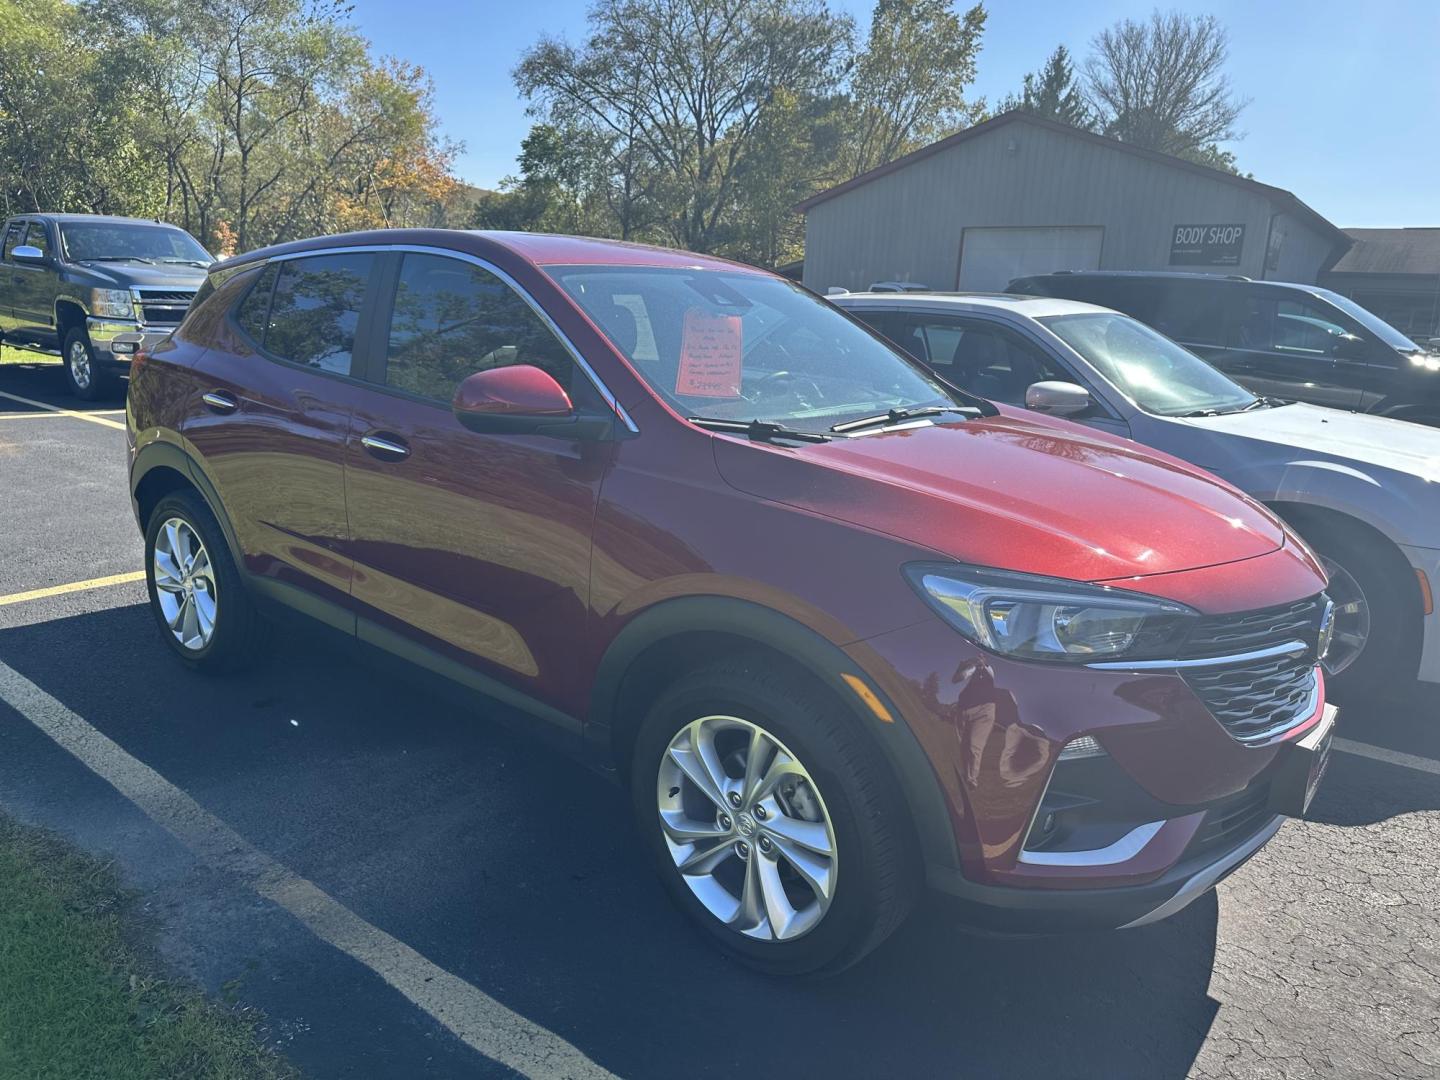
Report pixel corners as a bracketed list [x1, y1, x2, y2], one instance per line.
[349, 0, 1439, 227]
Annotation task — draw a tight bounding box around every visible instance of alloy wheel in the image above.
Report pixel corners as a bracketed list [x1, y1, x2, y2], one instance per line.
[153, 517, 218, 651]
[657, 715, 838, 942]
[67, 339, 92, 391]
[1320, 556, 1370, 676]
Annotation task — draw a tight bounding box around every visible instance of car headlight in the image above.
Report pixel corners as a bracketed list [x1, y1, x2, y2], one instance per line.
[89, 288, 133, 319]
[904, 563, 1196, 662]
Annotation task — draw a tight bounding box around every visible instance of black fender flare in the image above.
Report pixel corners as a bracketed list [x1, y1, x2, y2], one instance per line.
[588, 595, 959, 871]
[130, 440, 245, 569]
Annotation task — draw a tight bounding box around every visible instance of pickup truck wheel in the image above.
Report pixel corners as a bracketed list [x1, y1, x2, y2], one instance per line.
[63, 328, 114, 401]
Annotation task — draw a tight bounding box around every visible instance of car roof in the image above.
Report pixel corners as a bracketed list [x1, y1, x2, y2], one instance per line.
[213, 228, 768, 276]
[1014, 270, 1329, 292]
[15, 213, 188, 227]
[834, 291, 1111, 319]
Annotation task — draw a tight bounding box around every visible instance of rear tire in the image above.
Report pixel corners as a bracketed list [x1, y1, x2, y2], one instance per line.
[630, 654, 918, 975]
[62, 328, 115, 401]
[144, 490, 265, 673]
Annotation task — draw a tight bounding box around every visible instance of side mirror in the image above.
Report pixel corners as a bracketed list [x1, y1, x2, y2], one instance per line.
[1335, 333, 1368, 361]
[452, 364, 612, 440]
[1025, 380, 1093, 417]
[11, 244, 46, 265]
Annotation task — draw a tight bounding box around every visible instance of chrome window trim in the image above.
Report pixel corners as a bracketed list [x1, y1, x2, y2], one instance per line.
[266, 243, 639, 433]
[1084, 639, 1309, 671]
[1017, 819, 1166, 868]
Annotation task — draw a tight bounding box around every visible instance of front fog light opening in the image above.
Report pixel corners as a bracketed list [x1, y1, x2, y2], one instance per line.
[1058, 734, 1105, 761]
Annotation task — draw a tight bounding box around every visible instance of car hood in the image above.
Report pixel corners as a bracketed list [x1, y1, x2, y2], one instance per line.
[71, 262, 207, 289]
[712, 410, 1287, 583]
[1173, 402, 1440, 481]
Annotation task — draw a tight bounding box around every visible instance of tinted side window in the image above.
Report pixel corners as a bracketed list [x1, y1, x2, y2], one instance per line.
[1149, 282, 1229, 346]
[235, 263, 279, 343]
[384, 253, 575, 401]
[887, 316, 1067, 405]
[23, 222, 50, 257]
[1229, 291, 1359, 357]
[265, 253, 375, 375]
[2, 222, 23, 261]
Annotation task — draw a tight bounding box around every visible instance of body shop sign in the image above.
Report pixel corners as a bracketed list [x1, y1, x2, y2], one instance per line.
[1169, 223, 1246, 266]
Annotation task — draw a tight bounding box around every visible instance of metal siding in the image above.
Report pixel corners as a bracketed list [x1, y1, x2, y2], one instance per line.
[803, 124, 1336, 290]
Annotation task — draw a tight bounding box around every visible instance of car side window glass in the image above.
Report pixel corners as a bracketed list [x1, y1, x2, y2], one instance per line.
[894, 317, 1067, 405]
[384, 253, 576, 402]
[234, 263, 279, 344]
[23, 223, 50, 257]
[1151, 284, 1227, 346]
[2, 223, 23, 261]
[264, 253, 375, 375]
[1231, 293, 1357, 358]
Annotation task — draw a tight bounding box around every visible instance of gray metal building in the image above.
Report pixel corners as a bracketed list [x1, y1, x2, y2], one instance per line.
[798, 111, 1348, 294]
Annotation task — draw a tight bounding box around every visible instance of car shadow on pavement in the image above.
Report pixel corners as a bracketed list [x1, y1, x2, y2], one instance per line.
[0, 358, 127, 411]
[1, 604, 1227, 1079]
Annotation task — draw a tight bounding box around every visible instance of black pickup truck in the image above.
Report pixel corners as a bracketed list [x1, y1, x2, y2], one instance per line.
[0, 214, 211, 399]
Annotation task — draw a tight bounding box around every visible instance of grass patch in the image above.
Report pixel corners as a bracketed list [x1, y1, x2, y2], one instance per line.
[0, 814, 298, 1080]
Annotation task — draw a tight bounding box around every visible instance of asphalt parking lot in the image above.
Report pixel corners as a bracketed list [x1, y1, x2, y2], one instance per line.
[1, 356, 1438, 1080]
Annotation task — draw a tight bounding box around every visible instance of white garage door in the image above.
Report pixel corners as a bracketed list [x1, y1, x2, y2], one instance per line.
[957, 227, 1104, 291]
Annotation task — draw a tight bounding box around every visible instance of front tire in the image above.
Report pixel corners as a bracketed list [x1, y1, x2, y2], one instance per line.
[631, 655, 917, 975]
[1307, 528, 1416, 700]
[62, 328, 114, 401]
[144, 490, 265, 673]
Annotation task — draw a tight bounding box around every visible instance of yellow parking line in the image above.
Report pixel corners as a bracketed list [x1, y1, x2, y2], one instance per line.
[0, 390, 125, 430]
[0, 412, 74, 420]
[0, 571, 146, 608]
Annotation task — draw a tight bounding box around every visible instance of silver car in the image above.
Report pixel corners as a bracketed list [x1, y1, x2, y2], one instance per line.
[836, 291, 1440, 697]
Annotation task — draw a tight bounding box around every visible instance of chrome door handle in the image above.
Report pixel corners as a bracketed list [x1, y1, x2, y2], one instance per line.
[202, 391, 238, 413]
[361, 433, 410, 460]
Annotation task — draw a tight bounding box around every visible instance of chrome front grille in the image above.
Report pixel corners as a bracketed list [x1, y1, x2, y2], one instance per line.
[1182, 645, 1319, 745]
[133, 288, 196, 326]
[1181, 596, 1325, 659]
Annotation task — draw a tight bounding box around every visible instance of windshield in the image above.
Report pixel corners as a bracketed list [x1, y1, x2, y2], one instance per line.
[1309, 286, 1422, 352]
[59, 222, 212, 265]
[549, 266, 959, 433]
[1042, 311, 1258, 416]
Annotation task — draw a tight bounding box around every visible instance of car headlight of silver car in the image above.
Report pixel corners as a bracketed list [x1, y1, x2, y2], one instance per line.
[904, 563, 1196, 662]
[88, 288, 133, 319]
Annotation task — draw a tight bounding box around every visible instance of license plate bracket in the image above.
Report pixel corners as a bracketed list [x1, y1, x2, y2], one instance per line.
[1268, 703, 1338, 818]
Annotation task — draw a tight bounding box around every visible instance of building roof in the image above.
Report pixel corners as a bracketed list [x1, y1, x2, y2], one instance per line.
[1330, 228, 1440, 276]
[795, 111, 1348, 248]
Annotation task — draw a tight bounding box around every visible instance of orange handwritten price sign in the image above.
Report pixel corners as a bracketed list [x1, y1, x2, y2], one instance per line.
[675, 309, 743, 398]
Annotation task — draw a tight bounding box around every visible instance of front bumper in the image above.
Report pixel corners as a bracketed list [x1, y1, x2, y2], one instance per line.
[86, 318, 173, 368]
[1399, 543, 1440, 684]
[843, 548, 1333, 929]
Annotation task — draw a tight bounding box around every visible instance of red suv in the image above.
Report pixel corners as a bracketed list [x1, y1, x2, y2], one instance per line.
[127, 230, 1337, 974]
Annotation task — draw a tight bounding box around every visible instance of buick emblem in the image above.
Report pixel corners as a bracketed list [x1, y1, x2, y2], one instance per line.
[1317, 599, 1336, 664]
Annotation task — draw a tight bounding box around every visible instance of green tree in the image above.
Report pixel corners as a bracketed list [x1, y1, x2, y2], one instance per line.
[515, 0, 851, 254]
[1082, 9, 1248, 170]
[1001, 45, 1093, 129]
[0, 0, 161, 215]
[845, 0, 987, 177]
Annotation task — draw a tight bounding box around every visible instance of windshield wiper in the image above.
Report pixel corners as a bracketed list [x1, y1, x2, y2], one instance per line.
[83, 256, 158, 264]
[830, 405, 980, 434]
[688, 416, 832, 444]
[157, 258, 210, 267]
